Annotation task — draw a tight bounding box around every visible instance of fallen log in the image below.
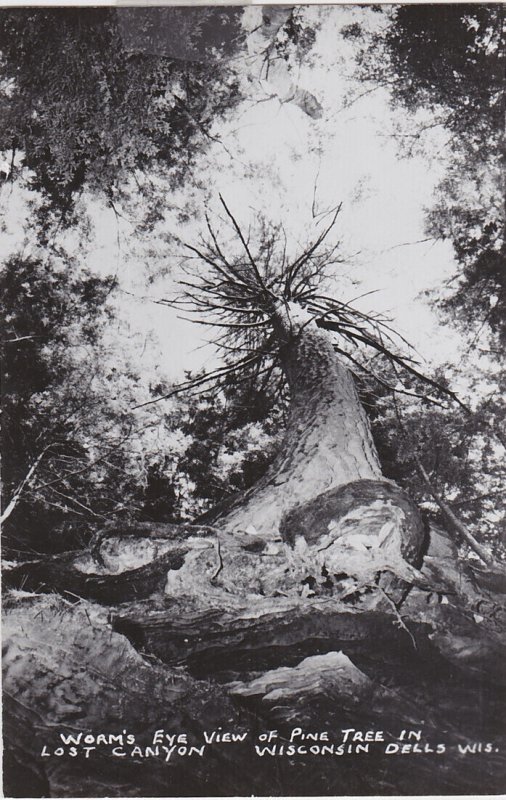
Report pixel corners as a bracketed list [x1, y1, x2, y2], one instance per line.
[112, 600, 435, 680]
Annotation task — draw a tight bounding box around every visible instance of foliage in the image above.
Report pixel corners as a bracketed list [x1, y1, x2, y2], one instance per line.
[347, 4, 505, 348]
[174, 368, 284, 517]
[425, 159, 504, 351]
[359, 362, 506, 559]
[0, 7, 243, 231]
[0, 253, 176, 553]
[267, 7, 318, 70]
[369, 5, 503, 150]
[137, 365, 285, 523]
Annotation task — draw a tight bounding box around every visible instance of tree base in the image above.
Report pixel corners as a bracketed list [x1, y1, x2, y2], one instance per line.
[3, 483, 506, 796]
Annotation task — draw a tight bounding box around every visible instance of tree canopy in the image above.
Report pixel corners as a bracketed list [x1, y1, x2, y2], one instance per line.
[0, 7, 243, 229]
[0, 252, 180, 553]
[346, 3, 505, 349]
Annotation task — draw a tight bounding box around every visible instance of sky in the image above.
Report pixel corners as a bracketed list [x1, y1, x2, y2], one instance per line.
[0, 4, 463, 388]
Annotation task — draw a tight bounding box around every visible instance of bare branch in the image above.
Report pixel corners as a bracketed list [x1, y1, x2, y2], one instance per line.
[414, 456, 497, 568]
[1, 444, 56, 524]
[336, 347, 449, 408]
[318, 317, 468, 410]
[285, 203, 342, 293]
[133, 352, 263, 409]
[4, 334, 40, 344]
[218, 194, 275, 300]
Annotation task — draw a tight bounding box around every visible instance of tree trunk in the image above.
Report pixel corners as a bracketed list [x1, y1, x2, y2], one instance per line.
[213, 305, 383, 538]
[6, 307, 425, 602]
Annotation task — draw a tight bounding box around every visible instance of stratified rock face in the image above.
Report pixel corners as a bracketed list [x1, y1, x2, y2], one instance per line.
[280, 479, 427, 566]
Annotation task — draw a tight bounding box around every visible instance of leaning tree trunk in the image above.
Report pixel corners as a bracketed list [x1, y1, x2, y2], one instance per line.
[4, 304, 506, 797]
[164, 303, 427, 600]
[4, 306, 426, 604]
[213, 304, 383, 538]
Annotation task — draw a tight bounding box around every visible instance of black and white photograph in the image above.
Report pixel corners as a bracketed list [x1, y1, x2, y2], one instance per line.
[1, 2, 505, 797]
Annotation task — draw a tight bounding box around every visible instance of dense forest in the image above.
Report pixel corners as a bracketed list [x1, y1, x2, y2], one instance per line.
[1, 5, 505, 797]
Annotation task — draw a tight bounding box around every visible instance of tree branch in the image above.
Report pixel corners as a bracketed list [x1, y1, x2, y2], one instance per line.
[414, 455, 498, 568]
[218, 194, 274, 300]
[1, 445, 55, 525]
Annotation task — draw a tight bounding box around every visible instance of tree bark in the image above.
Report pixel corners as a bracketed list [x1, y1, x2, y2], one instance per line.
[3, 546, 188, 604]
[213, 306, 384, 539]
[167, 305, 427, 604]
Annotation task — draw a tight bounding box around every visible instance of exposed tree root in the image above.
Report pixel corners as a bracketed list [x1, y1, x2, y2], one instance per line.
[3, 547, 187, 604]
